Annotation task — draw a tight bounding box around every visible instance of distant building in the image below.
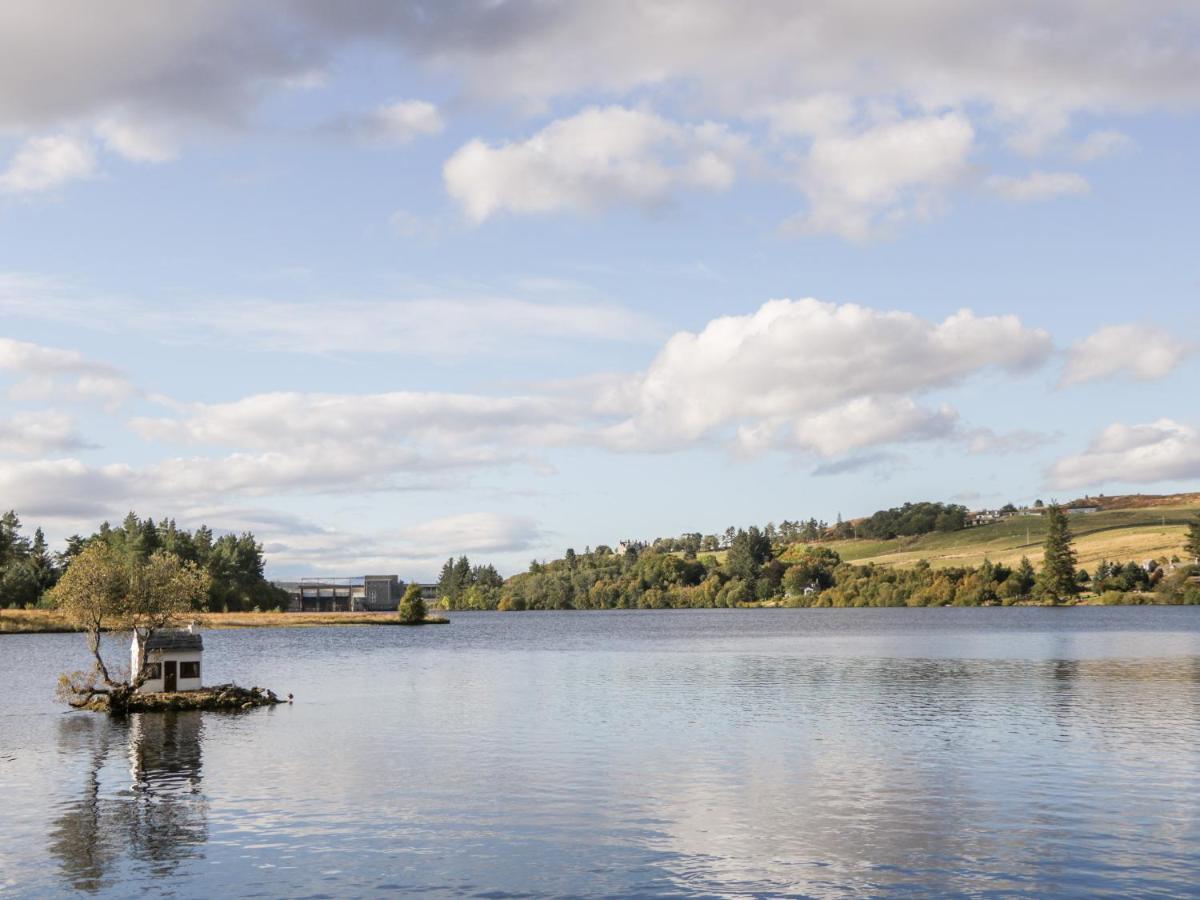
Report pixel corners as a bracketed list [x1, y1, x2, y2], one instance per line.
[1067, 506, 1100, 516]
[274, 575, 435, 611]
[132, 625, 203, 693]
[969, 509, 1004, 525]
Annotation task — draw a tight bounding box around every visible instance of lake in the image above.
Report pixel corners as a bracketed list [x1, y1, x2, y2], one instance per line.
[2, 607, 1200, 897]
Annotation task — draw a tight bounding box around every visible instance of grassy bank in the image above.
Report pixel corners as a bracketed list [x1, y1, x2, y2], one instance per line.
[796, 506, 1197, 571]
[0, 609, 80, 633]
[200, 611, 449, 628]
[0, 609, 449, 634]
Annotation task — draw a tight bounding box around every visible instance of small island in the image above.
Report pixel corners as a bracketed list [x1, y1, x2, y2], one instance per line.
[50, 543, 289, 714]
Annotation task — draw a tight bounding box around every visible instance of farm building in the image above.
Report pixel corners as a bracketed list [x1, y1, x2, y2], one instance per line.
[132, 625, 203, 693]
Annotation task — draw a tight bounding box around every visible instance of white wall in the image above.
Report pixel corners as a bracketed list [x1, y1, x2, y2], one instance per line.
[133, 649, 204, 693]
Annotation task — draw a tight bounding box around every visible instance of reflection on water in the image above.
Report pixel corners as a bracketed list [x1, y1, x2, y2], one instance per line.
[49, 713, 206, 892]
[2, 608, 1200, 897]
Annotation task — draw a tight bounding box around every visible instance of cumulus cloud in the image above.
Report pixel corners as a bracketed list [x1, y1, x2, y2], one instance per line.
[786, 114, 975, 240]
[258, 512, 543, 578]
[984, 170, 1090, 202]
[1048, 419, 1200, 489]
[329, 98, 445, 143]
[0, 453, 541, 575]
[0, 410, 89, 456]
[0, 2, 1194, 223]
[1060, 324, 1194, 386]
[94, 117, 178, 162]
[0, 135, 95, 193]
[367, 99, 443, 141]
[0, 298, 1058, 520]
[0, 336, 134, 406]
[4, 3, 1198, 131]
[444, 106, 747, 223]
[599, 298, 1052, 456]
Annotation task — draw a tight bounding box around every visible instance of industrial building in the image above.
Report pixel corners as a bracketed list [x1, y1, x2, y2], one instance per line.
[274, 576, 438, 612]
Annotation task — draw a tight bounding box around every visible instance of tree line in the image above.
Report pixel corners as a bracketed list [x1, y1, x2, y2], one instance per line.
[616, 500, 974, 557]
[435, 556, 504, 609]
[0, 510, 285, 612]
[488, 504, 1200, 610]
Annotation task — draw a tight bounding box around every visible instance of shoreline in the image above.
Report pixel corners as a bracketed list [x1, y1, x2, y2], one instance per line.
[0, 610, 450, 634]
[0, 600, 1188, 634]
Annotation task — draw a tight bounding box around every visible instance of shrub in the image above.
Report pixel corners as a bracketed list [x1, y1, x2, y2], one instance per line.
[398, 585, 427, 623]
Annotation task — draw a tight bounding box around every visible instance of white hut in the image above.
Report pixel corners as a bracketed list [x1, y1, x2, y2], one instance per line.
[131, 624, 204, 693]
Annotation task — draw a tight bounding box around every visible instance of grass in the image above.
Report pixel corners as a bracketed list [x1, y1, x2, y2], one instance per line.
[0, 609, 449, 635]
[0, 609, 79, 634]
[805, 506, 1196, 571]
[199, 611, 448, 628]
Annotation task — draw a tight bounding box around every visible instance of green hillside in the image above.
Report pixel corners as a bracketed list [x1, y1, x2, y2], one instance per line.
[791, 506, 1197, 571]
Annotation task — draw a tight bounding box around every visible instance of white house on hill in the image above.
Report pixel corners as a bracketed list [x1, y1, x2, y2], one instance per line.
[131, 624, 203, 693]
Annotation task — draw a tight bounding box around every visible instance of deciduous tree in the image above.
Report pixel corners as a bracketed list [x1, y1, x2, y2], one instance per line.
[51, 545, 209, 710]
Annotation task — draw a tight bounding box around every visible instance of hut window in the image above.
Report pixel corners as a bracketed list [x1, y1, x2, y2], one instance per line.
[180, 662, 200, 679]
[144, 663, 162, 680]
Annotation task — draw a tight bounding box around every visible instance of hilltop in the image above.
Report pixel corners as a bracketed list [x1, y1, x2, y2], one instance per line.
[800, 502, 1197, 572]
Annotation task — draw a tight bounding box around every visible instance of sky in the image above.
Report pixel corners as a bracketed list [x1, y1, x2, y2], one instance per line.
[0, 1, 1198, 581]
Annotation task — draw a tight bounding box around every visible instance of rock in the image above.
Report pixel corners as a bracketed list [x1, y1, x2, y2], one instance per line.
[83, 682, 288, 714]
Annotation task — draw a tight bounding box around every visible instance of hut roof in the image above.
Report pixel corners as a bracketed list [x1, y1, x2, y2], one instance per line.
[143, 629, 203, 652]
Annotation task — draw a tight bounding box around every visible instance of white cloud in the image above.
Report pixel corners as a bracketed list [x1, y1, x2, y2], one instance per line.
[396, 512, 541, 558]
[0, 410, 88, 456]
[94, 117, 178, 162]
[0, 276, 662, 357]
[0, 336, 103, 374]
[756, 94, 856, 138]
[0, 134, 95, 193]
[256, 512, 543, 578]
[371, 99, 444, 142]
[444, 106, 747, 223]
[0, 452, 541, 575]
[786, 114, 975, 240]
[600, 298, 1052, 456]
[984, 170, 1090, 202]
[1073, 129, 1134, 162]
[0, 3, 1194, 222]
[0, 336, 134, 406]
[129, 390, 577, 453]
[964, 427, 1054, 455]
[3, 3, 1198, 133]
[1060, 324, 1194, 386]
[1048, 419, 1200, 489]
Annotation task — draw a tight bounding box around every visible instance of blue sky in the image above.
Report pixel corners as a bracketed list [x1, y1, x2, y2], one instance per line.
[0, 2, 1197, 579]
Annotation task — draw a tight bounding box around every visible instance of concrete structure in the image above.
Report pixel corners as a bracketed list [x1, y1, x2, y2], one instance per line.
[293, 578, 365, 612]
[132, 625, 203, 693]
[363, 575, 401, 610]
[275, 575, 437, 612]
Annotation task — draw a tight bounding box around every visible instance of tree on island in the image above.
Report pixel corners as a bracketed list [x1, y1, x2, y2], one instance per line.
[398, 583, 427, 624]
[1035, 504, 1079, 603]
[1185, 513, 1200, 566]
[52, 543, 210, 711]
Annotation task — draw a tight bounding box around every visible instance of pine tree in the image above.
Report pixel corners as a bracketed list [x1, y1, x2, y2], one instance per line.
[1036, 504, 1078, 603]
[1185, 513, 1200, 564]
[1015, 556, 1037, 596]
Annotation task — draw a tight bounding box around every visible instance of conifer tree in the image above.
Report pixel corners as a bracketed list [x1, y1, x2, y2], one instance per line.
[1036, 504, 1078, 603]
[1185, 513, 1200, 564]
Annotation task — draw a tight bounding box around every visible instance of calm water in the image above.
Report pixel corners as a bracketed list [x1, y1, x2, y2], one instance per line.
[3, 608, 1200, 898]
